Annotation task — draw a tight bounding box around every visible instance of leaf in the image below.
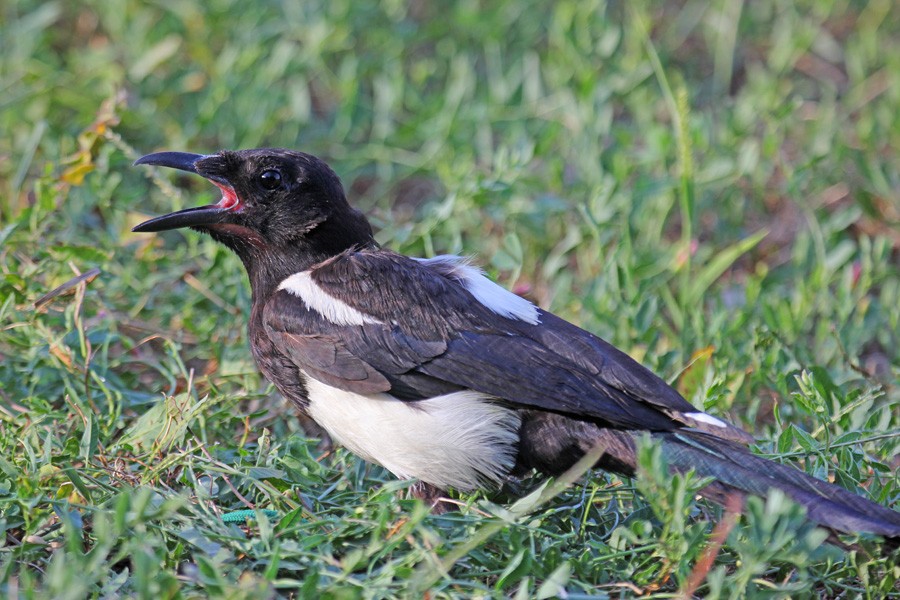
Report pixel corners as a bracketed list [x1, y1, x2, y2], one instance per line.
[776, 425, 795, 454]
[793, 427, 820, 453]
[0, 455, 17, 478]
[536, 561, 571, 599]
[246, 467, 286, 481]
[79, 412, 99, 463]
[118, 393, 213, 453]
[689, 228, 768, 303]
[49, 342, 74, 368]
[63, 467, 93, 503]
[263, 542, 281, 581]
[677, 345, 714, 399]
[60, 162, 94, 186]
[0, 222, 18, 248]
[274, 507, 305, 534]
[129, 34, 182, 82]
[495, 549, 526, 590]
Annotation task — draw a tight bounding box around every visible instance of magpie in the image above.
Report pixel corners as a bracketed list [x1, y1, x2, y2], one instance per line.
[133, 148, 900, 543]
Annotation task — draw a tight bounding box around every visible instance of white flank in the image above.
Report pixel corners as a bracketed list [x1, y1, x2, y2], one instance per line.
[278, 271, 382, 326]
[304, 374, 521, 490]
[417, 255, 540, 325]
[684, 411, 727, 428]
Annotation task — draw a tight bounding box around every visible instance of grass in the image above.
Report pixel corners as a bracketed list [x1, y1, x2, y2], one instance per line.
[2, 0, 899, 597]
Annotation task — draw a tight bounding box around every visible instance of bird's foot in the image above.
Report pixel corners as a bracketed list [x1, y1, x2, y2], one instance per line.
[408, 482, 456, 514]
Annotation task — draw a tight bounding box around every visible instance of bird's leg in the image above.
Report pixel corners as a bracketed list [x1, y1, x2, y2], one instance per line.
[408, 481, 456, 514]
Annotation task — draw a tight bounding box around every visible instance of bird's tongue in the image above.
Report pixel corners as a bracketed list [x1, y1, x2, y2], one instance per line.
[213, 181, 241, 210]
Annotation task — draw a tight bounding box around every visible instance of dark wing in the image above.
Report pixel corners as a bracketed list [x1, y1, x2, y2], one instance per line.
[263, 249, 749, 438]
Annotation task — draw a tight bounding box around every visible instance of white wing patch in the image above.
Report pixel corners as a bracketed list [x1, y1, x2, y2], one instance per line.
[304, 374, 521, 491]
[416, 255, 540, 325]
[278, 271, 382, 327]
[684, 411, 727, 428]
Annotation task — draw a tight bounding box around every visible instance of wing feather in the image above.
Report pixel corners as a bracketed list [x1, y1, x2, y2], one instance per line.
[263, 249, 750, 440]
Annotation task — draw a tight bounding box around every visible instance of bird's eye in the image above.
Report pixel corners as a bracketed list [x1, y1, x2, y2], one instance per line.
[259, 169, 282, 190]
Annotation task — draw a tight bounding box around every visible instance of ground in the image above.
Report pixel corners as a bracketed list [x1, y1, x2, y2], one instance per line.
[1, 0, 899, 597]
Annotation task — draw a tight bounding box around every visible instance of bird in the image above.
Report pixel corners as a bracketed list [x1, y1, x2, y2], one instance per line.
[133, 147, 900, 545]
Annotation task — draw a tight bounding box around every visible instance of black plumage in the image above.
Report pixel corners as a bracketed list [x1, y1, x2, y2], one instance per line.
[133, 148, 900, 545]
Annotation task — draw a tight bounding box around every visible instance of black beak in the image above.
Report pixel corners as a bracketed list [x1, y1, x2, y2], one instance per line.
[134, 151, 206, 173]
[133, 151, 230, 233]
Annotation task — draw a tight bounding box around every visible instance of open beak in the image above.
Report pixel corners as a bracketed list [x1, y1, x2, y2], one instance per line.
[133, 151, 236, 233]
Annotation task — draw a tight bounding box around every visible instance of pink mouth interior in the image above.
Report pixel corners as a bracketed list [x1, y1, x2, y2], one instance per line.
[213, 182, 241, 210]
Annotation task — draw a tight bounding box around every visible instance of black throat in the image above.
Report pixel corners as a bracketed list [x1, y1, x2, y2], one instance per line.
[206, 208, 378, 303]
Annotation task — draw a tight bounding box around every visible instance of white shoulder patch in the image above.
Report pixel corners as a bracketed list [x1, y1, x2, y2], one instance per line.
[304, 374, 521, 491]
[416, 255, 540, 325]
[684, 411, 727, 428]
[278, 271, 382, 327]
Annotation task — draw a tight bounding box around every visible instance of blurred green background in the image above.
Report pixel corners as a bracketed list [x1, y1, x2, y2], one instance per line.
[2, 0, 899, 597]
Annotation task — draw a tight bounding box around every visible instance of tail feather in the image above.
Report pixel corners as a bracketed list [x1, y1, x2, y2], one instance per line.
[657, 431, 900, 539]
[519, 413, 899, 543]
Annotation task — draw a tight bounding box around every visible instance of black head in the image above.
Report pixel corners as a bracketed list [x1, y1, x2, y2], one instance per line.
[133, 148, 375, 272]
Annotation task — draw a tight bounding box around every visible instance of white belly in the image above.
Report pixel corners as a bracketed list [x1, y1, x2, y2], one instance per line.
[304, 374, 521, 491]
